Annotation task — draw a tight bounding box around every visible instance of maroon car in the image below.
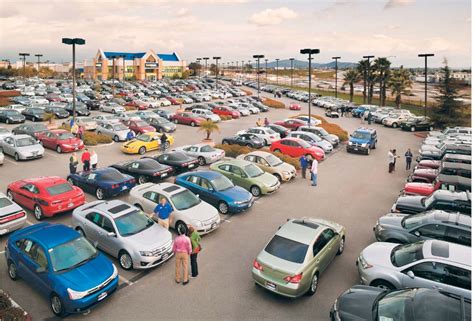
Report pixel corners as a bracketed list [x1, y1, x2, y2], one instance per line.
[416, 159, 441, 170]
[274, 119, 306, 131]
[407, 168, 438, 183]
[166, 96, 180, 105]
[170, 112, 205, 127]
[37, 129, 84, 153]
[122, 119, 156, 134]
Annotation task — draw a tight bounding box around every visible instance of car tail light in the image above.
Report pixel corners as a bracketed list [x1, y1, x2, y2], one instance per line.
[284, 273, 303, 284]
[253, 259, 264, 271]
[0, 211, 26, 224]
[112, 184, 119, 188]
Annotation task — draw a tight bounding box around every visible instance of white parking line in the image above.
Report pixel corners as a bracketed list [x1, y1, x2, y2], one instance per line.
[0, 250, 5, 254]
[4, 158, 18, 166]
[25, 220, 34, 225]
[119, 275, 134, 286]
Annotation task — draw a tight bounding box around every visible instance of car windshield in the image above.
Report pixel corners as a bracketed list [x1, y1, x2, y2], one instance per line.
[211, 175, 234, 191]
[57, 132, 75, 140]
[5, 111, 19, 116]
[31, 124, 47, 131]
[136, 159, 159, 169]
[200, 145, 215, 152]
[401, 213, 427, 229]
[137, 134, 151, 142]
[113, 124, 128, 131]
[135, 121, 148, 127]
[264, 235, 308, 264]
[49, 236, 98, 272]
[244, 164, 264, 177]
[318, 128, 329, 136]
[0, 197, 13, 207]
[171, 190, 201, 210]
[266, 154, 283, 167]
[16, 137, 36, 147]
[299, 140, 312, 148]
[115, 210, 154, 236]
[390, 242, 424, 267]
[353, 132, 371, 140]
[46, 183, 73, 196]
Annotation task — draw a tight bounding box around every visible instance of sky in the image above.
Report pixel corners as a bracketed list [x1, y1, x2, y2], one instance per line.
[0, 0, 471, 68]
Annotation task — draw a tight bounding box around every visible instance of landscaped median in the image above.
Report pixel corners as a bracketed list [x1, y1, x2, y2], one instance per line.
[290, 113, 349, 142]
[262, 97, 285, 109]
[58, 124, 113, 146]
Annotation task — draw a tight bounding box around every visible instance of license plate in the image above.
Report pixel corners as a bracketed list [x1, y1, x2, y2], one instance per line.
[266, 281, 277, 291]
[74, 147, 78, 150]
[188, 164, 195, 168]
[68, 202, 74, 208]
[161, 173, 167, 178]
[353, 148, 358, 151]
[97, 292, 107, 301]
[121, 186, 127, 191]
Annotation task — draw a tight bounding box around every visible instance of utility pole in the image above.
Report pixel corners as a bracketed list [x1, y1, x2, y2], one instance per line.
[213, 56, 221, 90]
[196, 58, 201, 77]
[418, 53, 435, 117]
[289, 58, 295, 87]
[332, 56, 341, 98]
[275, 58, 280, 85]
[265, 59, 268, 84]
[34, 54, 43, 78]
[253, 55, 264, 100]
[300, 49, 320, 127]
[202, 57, 209, 77]
[19, 53, 30, 79]
[62, 38, 85, 123]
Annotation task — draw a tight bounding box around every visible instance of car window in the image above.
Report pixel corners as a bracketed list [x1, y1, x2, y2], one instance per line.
[257, 157, 269, 166]
[200, 178, 212, 190]
[416, 224, 447, 239]
[143, 191, 160, 203]
[23, 183, 39, 194]
[186, 175, 200, 185]
[442, 264, 471, 290]
[32, 245, 48, 269]
[102, 216, 115, 233]
[245, 155, 256, 163]
[230, 166, 244, 177]
[218, 164, 231, 172]
[313, 234, 328, 257]
[445, 227, 471, 246]
[409, 262, 444, 282]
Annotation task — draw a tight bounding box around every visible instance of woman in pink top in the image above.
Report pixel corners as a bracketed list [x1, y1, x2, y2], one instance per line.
[172, 232, 192, 285]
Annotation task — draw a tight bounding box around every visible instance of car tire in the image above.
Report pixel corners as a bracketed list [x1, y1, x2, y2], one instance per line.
[371, 280, 395, 291]
[7, 260, 19, 280]
[218, 201, 229, 214]
[34, 205, 44, 221]
[250, 185, 261, 197]
[190, 122, 196, 127]
[138, 175, 147, 184]
[273, 149, 281, 153]
[222, 140, 229, 145]
[392, 123, 398, 128]
[273, 173, 282, 182]
[14, 153, 20, 161]
[411, 126, 416, 132]
[95, 188, 105, 200]
[50, 293, 67, 317]
[159, 127, 164, 133]
[56, 145, 62, 153]
[5, 118, 9, 124]
[113, 135, 119, 142]
[246, 143, 252, 148]
[336, 237, 345, 255]
[139, 146, 146, 155]
[118, 250, 133, 270]
[198, 156, 206, 166]
[75, 227, 86, 237]
[175, 220, 188, 236]
[306, 272, 319, 296]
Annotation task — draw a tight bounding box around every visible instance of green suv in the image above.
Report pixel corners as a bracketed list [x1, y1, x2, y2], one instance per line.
[252, 218, 345, 298]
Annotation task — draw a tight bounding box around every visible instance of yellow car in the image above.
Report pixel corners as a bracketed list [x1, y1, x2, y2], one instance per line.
[121, 132, 174, 155]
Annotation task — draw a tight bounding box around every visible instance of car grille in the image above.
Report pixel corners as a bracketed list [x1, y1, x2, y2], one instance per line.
[202, 216, 219, 226]
[150, 240, 173, 257]
[85, 271, 116, 297]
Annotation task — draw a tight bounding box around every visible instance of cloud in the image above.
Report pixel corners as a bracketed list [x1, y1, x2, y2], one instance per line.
[248, 7, 298, 26]
[384, 0, 415, 9]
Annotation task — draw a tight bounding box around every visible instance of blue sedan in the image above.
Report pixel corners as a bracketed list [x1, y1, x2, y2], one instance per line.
[5, 223, 119, 317]
[67, 167, 136, 200]
[175, 170, 254, 214]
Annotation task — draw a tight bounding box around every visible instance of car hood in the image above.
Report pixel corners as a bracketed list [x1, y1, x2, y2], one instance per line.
[220, 186, 252, 202]
[178, 200, 218, 222]
[350, 137, 370, 144]
[254, 172, 279, 186]
[394, 195, 425, 212]
[335, 285, 384, 321]
[17, 144, 44, 153]
[404, 182, 435, 195]
[361, 242, 398, 268]
[377, 213, 406, 229]
[122, 223, 172, 252]
[275, 162, 296, 173]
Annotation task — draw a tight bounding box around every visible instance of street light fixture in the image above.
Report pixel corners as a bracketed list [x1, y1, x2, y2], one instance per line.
[300, 49, 320, 126]
[289, 58, 295, 87]
[362, 55, 374, 104]
[18, 53, 30, 79]
[213, 56, 221, 89]
[253, 54, 264, 100]
[62, 38, 85, 123]
[418, 53, 435, 117]
[332, 56, 341, 98]
[275, 58, 280, 85]
[34, 54, 43, 78]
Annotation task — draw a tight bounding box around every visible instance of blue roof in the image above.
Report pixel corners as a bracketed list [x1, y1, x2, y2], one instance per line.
[13, 223, 80, 249]
[157, 53, 179, 62]
[104, 51, 146, 61]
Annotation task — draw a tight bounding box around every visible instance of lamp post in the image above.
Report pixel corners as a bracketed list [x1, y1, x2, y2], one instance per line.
[253, 55, 264, 100]
[213, 56, 221, 89]
[202, 57, 209, 77]
[196, 58, 201, 77]
[62, 38, 85, 123]
[34, 54, 43, 77]
[18, 53, 30, 79]
[275, 58, 280, 85]
[121, 54, 126, 86]
[332, 56, 341, 98]
[362, 55, 374, 104]
[264, 59, 268, 84]
[289, 58, 295, 87]
[418, 53, 435, 117]
[300, 49, 320, 126]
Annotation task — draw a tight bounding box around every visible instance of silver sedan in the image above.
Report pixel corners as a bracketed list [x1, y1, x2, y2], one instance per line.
[173, 144, 225, 165]
[96, 121, 130, 142]
[0, 134, 44, 161]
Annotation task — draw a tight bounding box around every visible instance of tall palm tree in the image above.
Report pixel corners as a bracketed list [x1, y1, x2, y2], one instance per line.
[374, 57, 391, 106]
[343, 69, 361, 102]
[388, 65, 412, 108]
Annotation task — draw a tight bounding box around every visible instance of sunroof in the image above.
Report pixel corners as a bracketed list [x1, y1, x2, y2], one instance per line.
[109, 204, 131, 214]
[431, 241, 449, 258]
[292, 219, 319, 230]
[163, 185, 181, 193]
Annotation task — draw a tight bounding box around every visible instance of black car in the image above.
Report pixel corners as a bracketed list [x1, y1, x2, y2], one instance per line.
[330, 286, 471, 321]
[267, 124, 290, 138]
[0, 109, 25, 124]
[44, 106, 70, 119]
[86, 100, 101, 110]
[391, 190, 471, 215]
[401, 117, 435, 132]
[21, 107, 46, 122]
[221, 133, 265, 148]
[12, 123, 48, 138]
[147, 151, 199, 173]
[154, 109, 174, 120]
[184, 104, 211, 112]
[2, 83, 15, 90]
[110, 158, 174, 184]
[250, 102, 269, 112]
[144, 117, 176, 133]
[65, 103, 91, 116]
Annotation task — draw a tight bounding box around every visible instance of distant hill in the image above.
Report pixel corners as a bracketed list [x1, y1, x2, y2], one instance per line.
[253, 59, 357, 69]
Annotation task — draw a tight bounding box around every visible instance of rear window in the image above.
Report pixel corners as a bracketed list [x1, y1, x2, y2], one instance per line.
[0, 197, 13, 208]
[101, 170, 125, 181]
[46, 183, 73, 196]
[264, 235, 308, 264]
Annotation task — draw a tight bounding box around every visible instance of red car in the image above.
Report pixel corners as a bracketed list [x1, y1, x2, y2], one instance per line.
[37, 129, 84, 153]
[403, 175, 471, 196]
[122, 119, 156, 134]
[170, 112, 205, 126]
[7, 177, 85, 220]
[212, 106, 240, 119]
[416, 159, 441, 170]
[270, 137, 325, 161]
[166, 96, 180, 105]
[408, 168, 438, 183]
[289, 103, 301, 110]
[274, 119, 306, 131]
[126, 100, 148, 110]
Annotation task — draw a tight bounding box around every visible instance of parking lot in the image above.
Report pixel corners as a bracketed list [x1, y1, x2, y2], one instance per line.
[0, 86, 423, 321]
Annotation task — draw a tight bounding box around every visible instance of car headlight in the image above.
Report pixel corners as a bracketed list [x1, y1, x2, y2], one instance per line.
[361, 143, 367, 147]
[233, 200, 246, 205]
[67, 287, 89, 300]
[348, 141, 353, 145]
[358, 255, 373, 269]
[283, 171, 290, 176]
[195, 221, 203, 227]
[140, 251, 154, 257]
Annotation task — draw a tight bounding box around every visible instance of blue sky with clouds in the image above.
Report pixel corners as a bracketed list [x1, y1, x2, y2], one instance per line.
[0, 0, 470, 67]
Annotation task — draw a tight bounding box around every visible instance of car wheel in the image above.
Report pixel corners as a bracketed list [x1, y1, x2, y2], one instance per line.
[392, 123, 398, 128]
[222, 140, 229, 145]
[273, 173, 282, 182]
[138, 146, 146, 155]
[34, 205, 44, 221]
[336, 237, 345, 255]
[95, 188, 105, 200]
[190, 122, 196, 127]
[371, 280, 395, 290]
[306, 272, 319, 296]
[175, 220, 188, 236]
[198, 156, 206, 166]
[250, 185, 261, 197]
[159, 127, 164, 133]
[411, 126, 415, 132]
[56, 145, 62, 153]
[218, 201, 229, 214]
[14, 153, 19, 161]
[113, 135, 119, 142]
[75, 227, 86, 237]
[174, 119, 179, 124]
[273, 149, 281, 153]
[118, 251, 133, 270]
[7, 260, 19, 280]
[50, 293, 67, 317]
[246, 143, 252, 148]
[138, 175, 147, 184]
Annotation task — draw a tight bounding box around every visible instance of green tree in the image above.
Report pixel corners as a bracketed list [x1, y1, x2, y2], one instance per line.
[188, 62, 201, 76]
[357, 60, 368, 102]
[388, 65, 412, 108]
[198, 120, 220, 140]
[374, 57, 391, 106]
[343, 69, 361, 102]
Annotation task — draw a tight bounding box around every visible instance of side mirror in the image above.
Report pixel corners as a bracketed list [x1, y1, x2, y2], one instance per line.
[406, 270, 415, 279]
[36, 266, 46, 273]
[414, 231, 421, 237]
[107, 232, 116, 237]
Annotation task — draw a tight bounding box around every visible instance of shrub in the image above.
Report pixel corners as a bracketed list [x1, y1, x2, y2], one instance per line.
[125, 105, 137, 111]
[82, 132, 112, 146]
[0, 307, 28, 321]
[262, 98, 285, 109]
[219, 115, 232, 121]
[242, 89, 252, 96]
[0, 292, 12, 310]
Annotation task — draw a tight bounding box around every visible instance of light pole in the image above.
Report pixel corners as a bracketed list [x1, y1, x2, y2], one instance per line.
[264, 59, 268, 84]
[19, 53, 30, 79]
[34, 54, 43, 78]
[332, 56, 341, 98]
[253, 54, 264, 100]
[241, 60, 244, 76]
[362, 55, 374, 104]
[203, 57, 209, 77]
[120, 54, 126, 86]
[289, 58, 295, 87]
[300, 49, 320, 127]
[213, 56, 221, 89]
[418, 53, 434, 117]
[196, 58, 201, 77]
[62, 38, 85, 123]
[275, 58, 280, 85]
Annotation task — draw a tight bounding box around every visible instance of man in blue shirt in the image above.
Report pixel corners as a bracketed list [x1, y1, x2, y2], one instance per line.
[154, 197, 173, 230]
[299, 155, 308, 179]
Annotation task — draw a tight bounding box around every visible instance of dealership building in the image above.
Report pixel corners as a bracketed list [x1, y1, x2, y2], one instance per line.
[83, 49, 187, 80]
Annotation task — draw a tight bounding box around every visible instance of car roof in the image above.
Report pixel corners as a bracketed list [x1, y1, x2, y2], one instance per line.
[419, 210, 471, 228]
[247, 150, 272, 157]
[276, 218, 326, 245]
[182, 170, 221, 180]
[15, 223, 79, 250]
[133, 182, 186, 196]
[442, 154, 471, 161]
[440, 162, 471, 170]
[21, 176, 67, 187]
[432, 190, 471, 202]
[215, 158, 252, 167]
[12, 134, 33, 139]
[354, 127, 376, 134]
[422, 240, 471, 267]
[84, 200, 137, 218]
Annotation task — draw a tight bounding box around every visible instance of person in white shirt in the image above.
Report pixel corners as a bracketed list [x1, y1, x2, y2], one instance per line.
[90, 150, 98, 170]
[388, 150, 394, 173]
[310, 158, 318, 186]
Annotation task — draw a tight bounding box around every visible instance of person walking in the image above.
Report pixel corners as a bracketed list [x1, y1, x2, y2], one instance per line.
[160, 133, 168, 152]
[256, 118, 263, 127]
[90, 150, 98, 170]
[340, 107, 344, 118]
[392, 149, 400, 171]
[126, 129, 135, 141]
[154, 197, 173, 230]
[69, 117, 75, 128]
[69, 153, 78, 174]
[172, 231, 192, 285]
[299, 155, 308, 179]
[81, 148, 91, 171]
[405, 148, 413, 170]
[264, 117, 269, 126]
[388, 149, 395, 173]
[310, 158, 318, 186]
[71, 122, 79, 137]
[187, 226, 201, 278]
[367, 111, 373, 125]
[77, 125, 85, 140]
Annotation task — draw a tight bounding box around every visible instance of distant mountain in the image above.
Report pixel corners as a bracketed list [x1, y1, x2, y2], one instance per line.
[253, 59, 357, 69]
